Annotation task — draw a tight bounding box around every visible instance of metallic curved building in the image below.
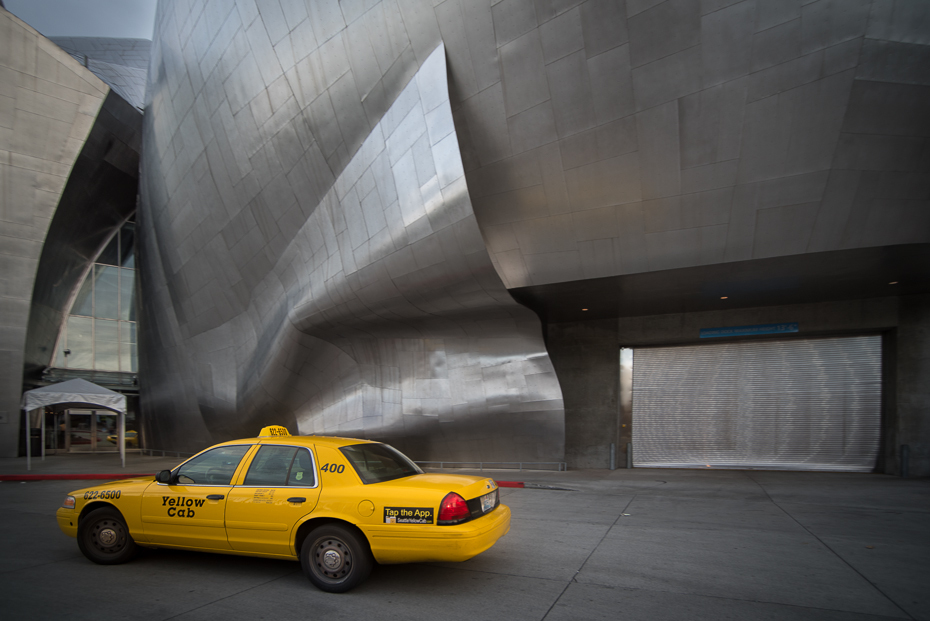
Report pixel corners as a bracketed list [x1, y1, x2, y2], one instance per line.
[136, 0, 930, 473]
[139, 35, 564, 461]
[5, 1, 928, 474]
[50, 37, 150, 110]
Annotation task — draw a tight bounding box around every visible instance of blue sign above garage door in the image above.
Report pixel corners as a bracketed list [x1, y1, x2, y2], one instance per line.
[700, 323, 799, 338]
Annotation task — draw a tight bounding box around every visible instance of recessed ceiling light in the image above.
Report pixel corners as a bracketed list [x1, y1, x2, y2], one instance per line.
[581, 308, 588, 311]
[889, 281, 898, 285]
[720, 296, 728, 300]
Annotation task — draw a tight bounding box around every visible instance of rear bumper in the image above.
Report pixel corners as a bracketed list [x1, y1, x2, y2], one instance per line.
[365, 504, 511, 564]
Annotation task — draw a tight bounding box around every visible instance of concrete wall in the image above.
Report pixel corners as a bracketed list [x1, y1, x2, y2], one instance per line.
[550, 296, 930, 474]
[22, 91, 142, 381]
[0, 9, 108, 456]
[895, 294, 930, 476]
[547, 319, 619, 469]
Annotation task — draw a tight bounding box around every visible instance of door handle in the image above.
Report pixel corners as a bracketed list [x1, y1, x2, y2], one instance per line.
[287, 497, 306, 503]
[206, 494, 225, 500]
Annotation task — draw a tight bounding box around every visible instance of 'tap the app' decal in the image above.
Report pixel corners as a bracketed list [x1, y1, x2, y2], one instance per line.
[384, 506, 434, 524]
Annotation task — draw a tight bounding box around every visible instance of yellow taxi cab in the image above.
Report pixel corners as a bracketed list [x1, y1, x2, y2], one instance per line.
[107, 430, 139, 447]
[56, 426, 510, 592]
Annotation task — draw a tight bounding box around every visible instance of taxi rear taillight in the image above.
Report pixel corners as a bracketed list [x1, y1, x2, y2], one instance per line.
[62, 496, 75, 509]
[438, 492, 470, 525]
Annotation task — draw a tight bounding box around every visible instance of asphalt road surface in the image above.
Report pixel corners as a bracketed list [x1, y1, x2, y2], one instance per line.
[1, 468, 927, 621]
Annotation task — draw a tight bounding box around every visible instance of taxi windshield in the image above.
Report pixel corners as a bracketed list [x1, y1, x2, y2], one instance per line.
[340, 443, 422, 484]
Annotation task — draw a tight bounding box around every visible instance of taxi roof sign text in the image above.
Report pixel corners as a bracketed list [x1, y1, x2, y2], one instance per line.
[259, 425, 291, 437]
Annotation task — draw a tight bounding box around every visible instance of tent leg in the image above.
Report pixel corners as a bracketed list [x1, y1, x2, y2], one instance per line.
[119, 412, 125, 468]
[41, 413, 45, 461]
[24, 409, 30, 471]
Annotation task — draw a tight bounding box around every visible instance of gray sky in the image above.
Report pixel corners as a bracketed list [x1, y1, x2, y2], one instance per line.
[4, 0, 157, 39]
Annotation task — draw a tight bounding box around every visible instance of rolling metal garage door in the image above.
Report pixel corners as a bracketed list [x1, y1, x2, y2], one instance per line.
[631, 336, 881, 472]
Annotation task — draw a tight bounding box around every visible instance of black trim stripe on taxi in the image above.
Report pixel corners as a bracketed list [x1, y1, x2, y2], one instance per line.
[464, 488, 500, 521]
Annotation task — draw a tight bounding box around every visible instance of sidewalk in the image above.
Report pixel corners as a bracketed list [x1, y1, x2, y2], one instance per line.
[0, 452, 185, 479]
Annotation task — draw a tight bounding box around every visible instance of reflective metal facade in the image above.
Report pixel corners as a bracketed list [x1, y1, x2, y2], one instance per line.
[139, 6, 564, 460]
[464, 0, 930, 288]
[138, 0, 930, 463]
[50, 38, 150, 110]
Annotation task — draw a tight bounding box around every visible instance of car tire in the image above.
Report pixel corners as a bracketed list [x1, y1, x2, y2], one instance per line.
[77, 506, 137, 565]
[301, 524, 373, 593]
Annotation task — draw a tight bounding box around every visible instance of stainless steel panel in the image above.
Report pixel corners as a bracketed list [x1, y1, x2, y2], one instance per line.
[50, 37, 150, 109]
[539, 7, 583, 64]
[492, 0, 538, 49]
[507, 101, 558, 153]
[700, 1, 753, 87]
[627, 0, 700, 68]
[579, 0, 628, 57]
[547, 50, 595, 137]
[499, 29, 548, 118]
[631, 336, 882, 472]
[122, 0, 930, 461]
[138, 11, 565, 461]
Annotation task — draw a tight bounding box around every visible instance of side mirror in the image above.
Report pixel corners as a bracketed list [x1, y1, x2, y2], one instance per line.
[155, 470, 172, 484]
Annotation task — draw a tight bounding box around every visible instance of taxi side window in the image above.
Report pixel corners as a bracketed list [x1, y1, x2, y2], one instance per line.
[244, 446, 298, 486]
[340, 443, 421, 484]
[176, 445, 250, 485]
[287, 448, 315, 487]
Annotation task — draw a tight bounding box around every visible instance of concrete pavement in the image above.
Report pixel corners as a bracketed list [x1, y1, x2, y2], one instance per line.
[0, 452, 187, 478]
[0, 467, 927, 620]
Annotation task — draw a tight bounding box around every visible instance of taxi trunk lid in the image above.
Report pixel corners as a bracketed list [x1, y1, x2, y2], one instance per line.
[378, 473, 498, 501]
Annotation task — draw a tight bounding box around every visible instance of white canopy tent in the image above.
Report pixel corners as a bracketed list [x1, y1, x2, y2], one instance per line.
[20, 378, 128, 470]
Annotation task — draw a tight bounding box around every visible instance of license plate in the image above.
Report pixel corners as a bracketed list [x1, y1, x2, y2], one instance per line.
[480, 491, 496, 513]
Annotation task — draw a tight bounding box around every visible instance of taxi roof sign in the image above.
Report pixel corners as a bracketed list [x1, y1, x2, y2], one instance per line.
[259, 425, 291, 437]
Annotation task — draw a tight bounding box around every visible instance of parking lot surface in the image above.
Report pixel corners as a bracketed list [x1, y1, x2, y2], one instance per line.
[1, 465, 927, 620]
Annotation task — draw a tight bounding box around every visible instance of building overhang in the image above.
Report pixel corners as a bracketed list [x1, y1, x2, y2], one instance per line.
[509, 244, 930, 323]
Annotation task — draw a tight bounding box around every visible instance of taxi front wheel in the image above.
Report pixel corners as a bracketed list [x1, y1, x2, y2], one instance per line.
[301, 525, 373, 593]
[77, 507, 137, 565]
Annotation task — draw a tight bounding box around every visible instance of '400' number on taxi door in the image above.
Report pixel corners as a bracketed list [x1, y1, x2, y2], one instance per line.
[320, 463, 345, 473]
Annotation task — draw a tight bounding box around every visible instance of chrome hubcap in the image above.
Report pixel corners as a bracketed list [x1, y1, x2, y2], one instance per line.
[323, 549, 342, 570]
[98, 527, 117, 546]
[315, 538, 351, 578]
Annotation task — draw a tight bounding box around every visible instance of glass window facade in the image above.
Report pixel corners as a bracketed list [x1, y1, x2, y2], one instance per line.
[54, 221, 139, 373]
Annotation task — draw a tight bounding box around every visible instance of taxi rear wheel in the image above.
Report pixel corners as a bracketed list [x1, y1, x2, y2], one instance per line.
[77, 507, 137, 565]
[301, 524, 373, 593]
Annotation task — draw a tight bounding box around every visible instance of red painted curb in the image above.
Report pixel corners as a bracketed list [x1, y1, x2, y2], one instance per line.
[0, 473, 155, 482]
[496, 481, 524, 488]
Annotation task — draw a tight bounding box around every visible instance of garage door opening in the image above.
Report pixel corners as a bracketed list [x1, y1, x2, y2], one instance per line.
[630, 335, 881, 472]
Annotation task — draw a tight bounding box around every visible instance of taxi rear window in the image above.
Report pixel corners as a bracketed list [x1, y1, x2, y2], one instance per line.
[243, 446, 316, 487]
[340, 443, 422, 484]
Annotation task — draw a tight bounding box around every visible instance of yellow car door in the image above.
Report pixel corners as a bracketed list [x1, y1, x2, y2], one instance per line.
[140, 444, 252, 550]
[225, 445, 321, 556]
